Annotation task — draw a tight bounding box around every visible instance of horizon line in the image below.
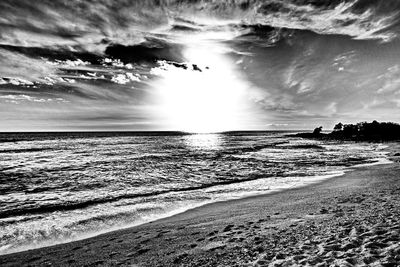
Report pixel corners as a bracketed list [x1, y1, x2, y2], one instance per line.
[0, 129, 307, 134]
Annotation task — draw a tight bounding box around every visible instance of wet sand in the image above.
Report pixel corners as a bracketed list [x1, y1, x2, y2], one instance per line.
[1, 146, 400, 266]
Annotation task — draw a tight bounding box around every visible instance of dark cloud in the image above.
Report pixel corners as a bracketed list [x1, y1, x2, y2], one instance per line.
[291, 0, 345, 8]
[258, 1, 291, 13]
[0, 44, 102, 63]
[105, 38, 185, 64]
[352, 0, 400, 14]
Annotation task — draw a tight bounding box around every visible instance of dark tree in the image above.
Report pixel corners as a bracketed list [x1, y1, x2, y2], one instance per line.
[313, 126, 323, 135]
[343, 124, 358, 137]
[333, 122, 343, 131]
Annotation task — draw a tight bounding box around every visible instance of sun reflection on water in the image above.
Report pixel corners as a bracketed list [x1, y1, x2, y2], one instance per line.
[184, 133, 222, 150]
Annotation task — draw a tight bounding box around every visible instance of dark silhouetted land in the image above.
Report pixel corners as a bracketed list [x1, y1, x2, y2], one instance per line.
[295, 121, 400, 141]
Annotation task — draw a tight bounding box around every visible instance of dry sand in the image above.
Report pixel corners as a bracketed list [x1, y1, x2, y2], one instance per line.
[1, 145, 400, 267]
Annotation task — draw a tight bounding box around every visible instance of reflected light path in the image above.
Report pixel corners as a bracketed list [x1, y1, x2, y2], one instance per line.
[184, 133, 222, 150]
[149, 31, 255, 133]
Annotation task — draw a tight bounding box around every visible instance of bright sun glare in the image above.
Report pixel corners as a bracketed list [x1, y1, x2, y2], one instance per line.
[150, 34, 252, 133]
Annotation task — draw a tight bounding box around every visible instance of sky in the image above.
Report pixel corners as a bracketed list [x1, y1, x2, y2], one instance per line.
[0, 0, 400, 132]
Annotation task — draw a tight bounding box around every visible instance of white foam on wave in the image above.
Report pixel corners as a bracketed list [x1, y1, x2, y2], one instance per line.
[0, 169, 350, 255]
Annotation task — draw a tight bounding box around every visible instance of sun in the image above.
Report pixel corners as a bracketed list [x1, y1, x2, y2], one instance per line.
[149, 36, 252, 133]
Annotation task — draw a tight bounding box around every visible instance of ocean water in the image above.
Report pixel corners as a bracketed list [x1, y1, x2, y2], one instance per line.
[0, 132, 389, 254]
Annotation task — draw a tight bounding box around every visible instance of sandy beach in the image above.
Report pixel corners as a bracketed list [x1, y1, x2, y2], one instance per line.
[1, 146, 399, 267]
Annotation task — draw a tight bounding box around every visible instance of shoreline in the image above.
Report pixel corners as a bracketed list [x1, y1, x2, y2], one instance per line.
[1, 146, 399, 266]
[0, 169, 346, 256]
[0, 154, 390, 256]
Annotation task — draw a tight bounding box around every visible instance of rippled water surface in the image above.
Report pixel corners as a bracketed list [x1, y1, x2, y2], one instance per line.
[0, 132, 389, 254]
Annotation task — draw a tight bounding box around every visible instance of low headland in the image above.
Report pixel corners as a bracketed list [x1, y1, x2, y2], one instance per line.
[294, 121, 400, 142]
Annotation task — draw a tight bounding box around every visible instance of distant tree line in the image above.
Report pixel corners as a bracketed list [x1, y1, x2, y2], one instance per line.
[296, 121, 400, 141]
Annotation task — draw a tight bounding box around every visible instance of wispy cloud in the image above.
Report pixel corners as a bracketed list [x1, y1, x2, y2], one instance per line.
[0, 94, 66, 104]
[376, 65, 400, 94]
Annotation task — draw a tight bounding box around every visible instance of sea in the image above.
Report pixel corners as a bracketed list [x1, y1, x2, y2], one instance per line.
[0, 131, 390, 254]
